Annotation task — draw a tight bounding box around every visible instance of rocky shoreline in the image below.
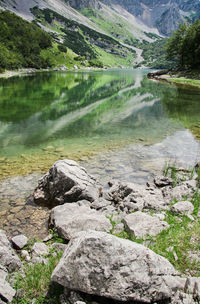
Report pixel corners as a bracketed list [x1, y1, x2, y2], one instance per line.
[147, 70, 200, 89]
[0, 66, 109, 79]
[0, 159, 200, 304]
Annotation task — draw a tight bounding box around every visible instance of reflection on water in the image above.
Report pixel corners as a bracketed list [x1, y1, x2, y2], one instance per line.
[0, 70, 180, 157]
[0, 69, 200, 237]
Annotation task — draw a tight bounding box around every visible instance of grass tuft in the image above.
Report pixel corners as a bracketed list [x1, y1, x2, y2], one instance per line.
[13, 251, 63, 304]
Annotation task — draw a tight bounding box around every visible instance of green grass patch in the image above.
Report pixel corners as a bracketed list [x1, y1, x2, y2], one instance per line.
[41, 42, 78, 68]
[169, 77, 200, 88]
[112, 211, 200, 276]
[13, 251, 63, 304]
[114, 229, 144, 245]
[149, 211, 200, 276]
[191, 190, 200, 216]
[94, 46, 135, 67]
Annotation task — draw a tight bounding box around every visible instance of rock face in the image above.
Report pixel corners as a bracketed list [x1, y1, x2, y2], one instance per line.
[68, 0, 101, 10]
[50, 203, 112, 240]
[122, 211, 169, 239]
[0, 230, 21, 272]
[52, 230, 177, 303]
[108, 0, 200, 35]
[33, 159, 100, 207]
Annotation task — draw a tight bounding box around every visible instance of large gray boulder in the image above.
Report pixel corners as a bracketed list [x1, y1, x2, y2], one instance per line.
[122, 211, 169, 239]
[52, 231, 177, 303]
[0, 230, 21, 272]
[50, 203, 112, 240]
[33, 159, 100, 206]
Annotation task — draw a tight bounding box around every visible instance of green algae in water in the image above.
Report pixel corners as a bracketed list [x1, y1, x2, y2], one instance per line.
[0, 69, 200, 179]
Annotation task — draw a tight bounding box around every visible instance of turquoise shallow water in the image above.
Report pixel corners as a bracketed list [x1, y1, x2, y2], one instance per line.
[0, 69, 200, 237]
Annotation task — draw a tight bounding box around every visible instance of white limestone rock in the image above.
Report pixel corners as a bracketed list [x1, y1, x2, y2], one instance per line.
[170, 201, 194, 215]
[122, 211, 169, 239]
[33, 159, 100, 206]
[52, 230, 177, 303]
[0, 264, 15, 303]
[0, 230, 21, 272]
[49, 203, 112, 240]
[11, 234, 28, 250]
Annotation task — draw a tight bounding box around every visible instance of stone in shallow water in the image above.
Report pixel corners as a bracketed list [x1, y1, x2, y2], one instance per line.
[49, 203, 112, 240]
[52, 230, 177, 303]
[33, 159, 100, 207]
[122, 211, 169, 239]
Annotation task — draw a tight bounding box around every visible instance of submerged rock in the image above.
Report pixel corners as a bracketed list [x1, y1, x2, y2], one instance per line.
[49, 203, 112, 240]
[33, 159, 100, 207]
[52, 230, 177, 303]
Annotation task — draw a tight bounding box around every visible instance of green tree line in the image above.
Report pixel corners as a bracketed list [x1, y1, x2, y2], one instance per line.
[0, 10, 52, 71]
[166, 19, 200, 69]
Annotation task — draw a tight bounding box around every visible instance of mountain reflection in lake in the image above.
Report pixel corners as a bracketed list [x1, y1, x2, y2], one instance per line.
[1, 69, 200, 237]
[0, 69, 200, 180]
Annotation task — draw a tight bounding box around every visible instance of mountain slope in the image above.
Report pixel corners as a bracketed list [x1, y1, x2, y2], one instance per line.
[1, 0, 199, 36]
[0, 0, 199, 69]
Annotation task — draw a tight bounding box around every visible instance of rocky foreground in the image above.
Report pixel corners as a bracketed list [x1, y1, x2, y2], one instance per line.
[0, 159, 200, 304]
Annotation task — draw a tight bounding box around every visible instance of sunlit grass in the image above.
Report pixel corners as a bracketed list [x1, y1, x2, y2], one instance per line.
[13, 251, 63, 304]
[169, 77, 200, 88]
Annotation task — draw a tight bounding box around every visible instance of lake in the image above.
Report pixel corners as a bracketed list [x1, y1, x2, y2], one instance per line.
[0, 69, 200, 237]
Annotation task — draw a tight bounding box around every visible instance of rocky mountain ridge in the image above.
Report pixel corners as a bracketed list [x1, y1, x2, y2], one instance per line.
[0, 0, 199, 36]
[0, 0, 199, 69]
[67, 0, 200, 35]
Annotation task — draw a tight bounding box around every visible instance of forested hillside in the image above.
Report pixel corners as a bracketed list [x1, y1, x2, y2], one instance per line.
[0, 9, 137, 72]
[166, 20, 200, 69]
[0, 11, 53, 71]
